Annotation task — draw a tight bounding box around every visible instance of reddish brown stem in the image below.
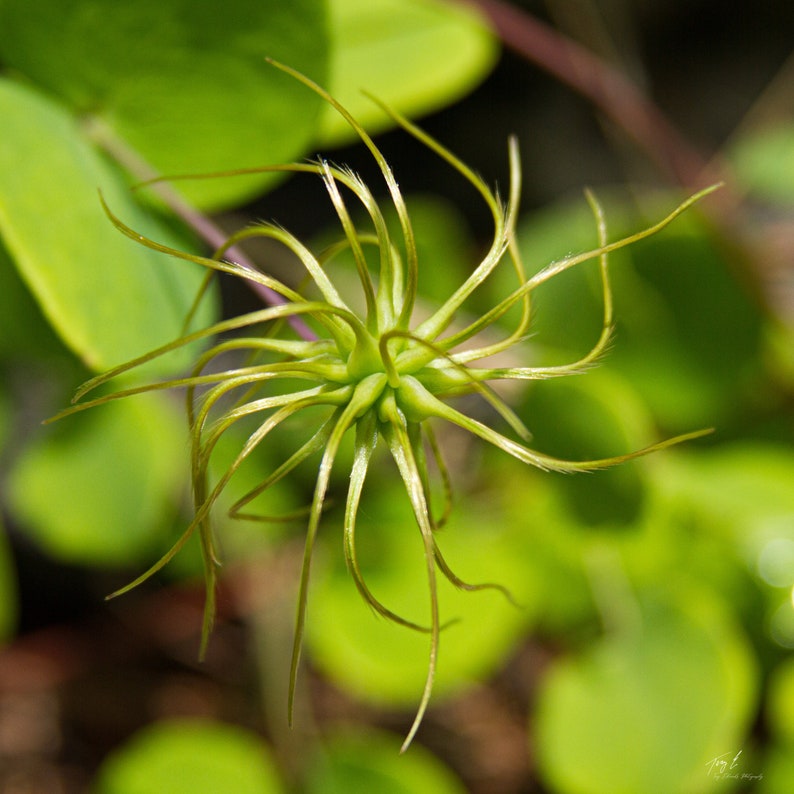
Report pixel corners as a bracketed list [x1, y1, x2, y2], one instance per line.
[468, 0, 714, 189]
[86, 117, 316, 340]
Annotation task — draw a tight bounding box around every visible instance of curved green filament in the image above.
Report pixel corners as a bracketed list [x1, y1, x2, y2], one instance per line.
[344, 414, 434, 632]
[288, 374, 388, 726]
[319, 161, 379, 328]
[50, 65, 722, 755]
[380, 401, 440, 753]
[228, 416, 338, 521]
[267, 59, 419, 334]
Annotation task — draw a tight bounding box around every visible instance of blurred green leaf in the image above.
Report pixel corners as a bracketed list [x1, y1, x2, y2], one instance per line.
[0, 516, 18, 643]
[7, 394, 186, 567]
[500, 485, 596, 635]
[0, 0, 329, 210]
[767, 658, 794, 746]
[306, 727, 466, 794]
[514, 191, 628, 364]
[0, 79, 216, 373]
[198, 422, 302, 562]
[729, 123, 794, 204]
[319, 0, 498, 145]
[516, 191, 764, 431]
[648, 443, 794, 652]
[0, 239, 65, 361]
[535, 588, 757, 794]
[306, 475, 540, 705]
[520, 370, 656, 528]
[93, 719, 284, 794]
[613, 229, 764, 431]
[759, 745, 794, 794]
[658, 443, 794, 553]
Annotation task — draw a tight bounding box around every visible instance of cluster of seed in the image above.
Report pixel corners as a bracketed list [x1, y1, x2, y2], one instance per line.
[52, 61, 715, 749]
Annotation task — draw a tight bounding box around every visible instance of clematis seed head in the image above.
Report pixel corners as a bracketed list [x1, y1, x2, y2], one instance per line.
[49, 60, 718, 751]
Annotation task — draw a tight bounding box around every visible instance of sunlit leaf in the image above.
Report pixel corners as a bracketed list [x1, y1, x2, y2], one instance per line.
[759, 745, 794, 794]
[729, 123, 794, 204]
[93, 719, 284, 794]
[7, 394, 186, 567]
[0, 0, 329, 210]
[767, 658, 794, 745]
[535, 589, 757, 794]
[318, 0, 498, 145]
[0, 79, 216, 373]
[306, 476, 540, 704]
[306, 727, 467, 793]
[657, 443, 794, 550]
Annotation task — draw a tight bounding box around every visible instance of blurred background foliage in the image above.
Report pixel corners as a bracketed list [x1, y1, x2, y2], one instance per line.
[0, 0, 793, 792]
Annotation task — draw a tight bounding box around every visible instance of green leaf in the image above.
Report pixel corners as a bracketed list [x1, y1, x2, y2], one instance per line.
[656, 442, 794, 648]
[0, 516, 18, 643]
[759, 745, 794, 794]
[93, 719, 284, 794]
[535, 588, 757, 794]
[306, 477, 540, 705]
[520, 370, 655, 528]
[512, 190, 631, 364]
[729, 123, 794, 204]
[767, 657, 794, 746]
[613, 228, 763, 431]
[0, 79, 216, 373]
[6, 394, 186, 567]
[516, 191, 764, 431]
[658, 443, 794, 549]
[497, 465, 598, 635]
[0, 0, 329, 210]
[0, 238, 65, 361]
[306, 727, 467, 794]
[318, 0, 498, 146]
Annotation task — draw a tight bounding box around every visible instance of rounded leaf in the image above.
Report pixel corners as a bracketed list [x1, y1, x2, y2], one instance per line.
[7, 394, 186, 567]
[306, 478, 540, 705]
[319, 0, 498, 145]
[0, 0, 329, 210]
[729, 124, 794, 204]
[306, 727, 467, 794]
[0, 79, 216, 373]
[767, 657, 794, 745]
[93, 719, 284, 794]
[535, 589, 757, 794]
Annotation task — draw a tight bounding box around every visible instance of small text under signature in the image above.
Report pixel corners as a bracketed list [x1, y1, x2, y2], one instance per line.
[705, 750, 763, 782]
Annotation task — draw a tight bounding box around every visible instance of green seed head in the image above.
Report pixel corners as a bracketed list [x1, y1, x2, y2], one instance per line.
[50, 60, 718, 752]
